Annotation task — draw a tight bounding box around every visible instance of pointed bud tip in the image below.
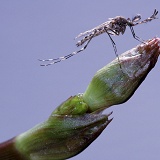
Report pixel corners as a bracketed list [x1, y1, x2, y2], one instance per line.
[144, 37, 160, 53]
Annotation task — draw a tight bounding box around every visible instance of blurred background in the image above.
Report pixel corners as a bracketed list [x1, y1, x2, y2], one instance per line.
[0, 1, 160, 159]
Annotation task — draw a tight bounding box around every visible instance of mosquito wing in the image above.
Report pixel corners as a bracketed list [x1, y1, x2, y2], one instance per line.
[75, 20, 111, 39]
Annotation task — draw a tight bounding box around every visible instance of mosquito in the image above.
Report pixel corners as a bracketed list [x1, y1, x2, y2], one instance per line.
[39, 9, 158, 66]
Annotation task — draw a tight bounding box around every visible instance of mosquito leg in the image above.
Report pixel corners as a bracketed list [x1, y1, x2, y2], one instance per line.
[76, 30, 97, 53]
[106, 32, 117, 56]
[129, 26, 145, 44]
[104, 27, 120, 59]
[134, 9, 158, 25]
[39, 50, 81, 66]
[39, 30, 97, 66]
[39, 53, 76, 66]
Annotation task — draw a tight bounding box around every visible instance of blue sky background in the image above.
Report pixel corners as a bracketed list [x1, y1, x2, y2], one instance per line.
[0, 1, 160, 159]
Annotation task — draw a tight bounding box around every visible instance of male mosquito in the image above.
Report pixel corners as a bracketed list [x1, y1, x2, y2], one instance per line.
[39, 9, 158, 66]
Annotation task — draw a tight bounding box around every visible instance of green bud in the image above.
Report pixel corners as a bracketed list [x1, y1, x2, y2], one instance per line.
[83, 38, 160, 112]
[53, 95, 88, 115]
[14, 112, 112, 160]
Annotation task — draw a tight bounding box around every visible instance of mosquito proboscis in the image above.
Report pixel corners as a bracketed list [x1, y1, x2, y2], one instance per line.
[39, 9, 158, 66]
